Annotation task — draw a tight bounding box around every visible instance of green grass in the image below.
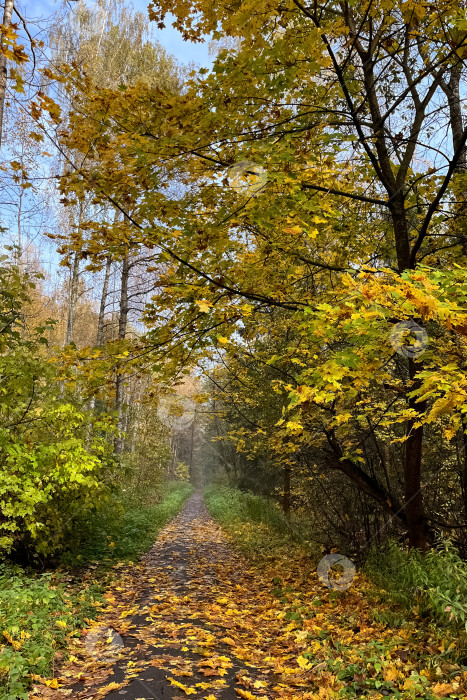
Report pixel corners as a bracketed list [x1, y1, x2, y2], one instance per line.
[365, 538, 467, 637]
[204, 485, 317, 561]
[204, 484, 287, 530]
[61, 480, 193, 566]
[0, 481, 193, 699]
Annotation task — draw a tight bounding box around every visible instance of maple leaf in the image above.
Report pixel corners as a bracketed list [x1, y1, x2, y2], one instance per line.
[383, 665, 399, 682]
[197, 301, 212, 313]
[297, 656, 312, 670]
[236, 689, 258, 700]
[97, 681, 122, 693]
[432, 682, 456, 696]
[283, 225, 303, 235]
[168, 677, 197, 695]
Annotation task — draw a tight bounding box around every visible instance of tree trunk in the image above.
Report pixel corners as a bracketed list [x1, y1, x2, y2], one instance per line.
[441, 65, 467, 254]
[189, 417, 195, 483]
[403, 359, 428, 550]
[114, 252, 129, 454]
[65, 202, 84, 346]
[386, 165, 429, 549]
[389, 196, 412, 273]
[168, 434, 177, 478]
[324, 446, 408, 528]
[118, 253, 129, 340]
[65, 250, 80, 346]
[283, 465, 291, 518]
[96, 256, 111, 346]
[461, 414, 467, 521]
[0, 0, 14, 149]
[390, 206, 428, 549]
[441, 65, 466, 173]
[89, 253, 112, 416]
[17, 176, 22, 267]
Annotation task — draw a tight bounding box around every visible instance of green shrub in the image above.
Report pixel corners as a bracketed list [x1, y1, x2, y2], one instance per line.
[0, 402, 117, 558]
[365, 538, 467, 632]
[0, 257, 120, 561]
[0, 564, 104, 700]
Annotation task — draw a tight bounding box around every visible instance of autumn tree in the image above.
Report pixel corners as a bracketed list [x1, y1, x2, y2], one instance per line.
[48, 0, 185, 452]
[55, 0, 467, 549]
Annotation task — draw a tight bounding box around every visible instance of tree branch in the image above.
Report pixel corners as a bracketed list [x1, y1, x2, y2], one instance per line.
[301, 181, 389, 206]
[410, 123, 467, 266]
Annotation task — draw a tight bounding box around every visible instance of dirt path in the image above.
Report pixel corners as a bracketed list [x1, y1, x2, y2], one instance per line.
[33, 492, 290, 700]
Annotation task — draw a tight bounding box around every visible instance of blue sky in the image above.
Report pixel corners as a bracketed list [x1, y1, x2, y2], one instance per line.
[133, 0, 213, 68]
[19, 0, 213, 68]
[6, 0, 212, 274]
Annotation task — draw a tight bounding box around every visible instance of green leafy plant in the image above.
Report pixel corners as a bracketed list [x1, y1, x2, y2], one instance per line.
[61, 481, 193, 565]
[0, 258, 118, 560]
[0, 564, 104, 700]
[365, 538, 467, 634]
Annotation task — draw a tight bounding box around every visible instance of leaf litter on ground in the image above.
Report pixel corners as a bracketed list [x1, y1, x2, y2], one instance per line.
[30, 493, 467, 700]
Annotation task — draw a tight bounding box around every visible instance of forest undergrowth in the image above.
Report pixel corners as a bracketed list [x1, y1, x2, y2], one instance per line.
[205, 486, 467, 699]
[0, 481, 192, 700]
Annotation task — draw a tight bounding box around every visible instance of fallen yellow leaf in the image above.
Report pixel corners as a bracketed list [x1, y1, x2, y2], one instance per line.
[168, 678, 197, 695]
[236, 690, 257, 700]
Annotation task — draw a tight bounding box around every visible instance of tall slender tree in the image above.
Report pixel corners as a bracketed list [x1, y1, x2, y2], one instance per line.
[0, 0, 14, 148]
[49, 0, 184, 455]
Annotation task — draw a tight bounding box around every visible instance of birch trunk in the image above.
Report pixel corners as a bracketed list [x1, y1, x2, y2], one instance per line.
[0, 0, 14, 149]
[65, 250, 80, 345]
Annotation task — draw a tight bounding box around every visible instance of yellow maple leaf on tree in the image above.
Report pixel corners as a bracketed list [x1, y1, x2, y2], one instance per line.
[197, 300, 212, 313]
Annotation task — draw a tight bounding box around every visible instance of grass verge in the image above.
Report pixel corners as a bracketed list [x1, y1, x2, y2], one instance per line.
[204, 484, 319, 562]
[206, 486, 467, 637]
[365, 538, 467, 637]
[61, 480, 193, 566]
